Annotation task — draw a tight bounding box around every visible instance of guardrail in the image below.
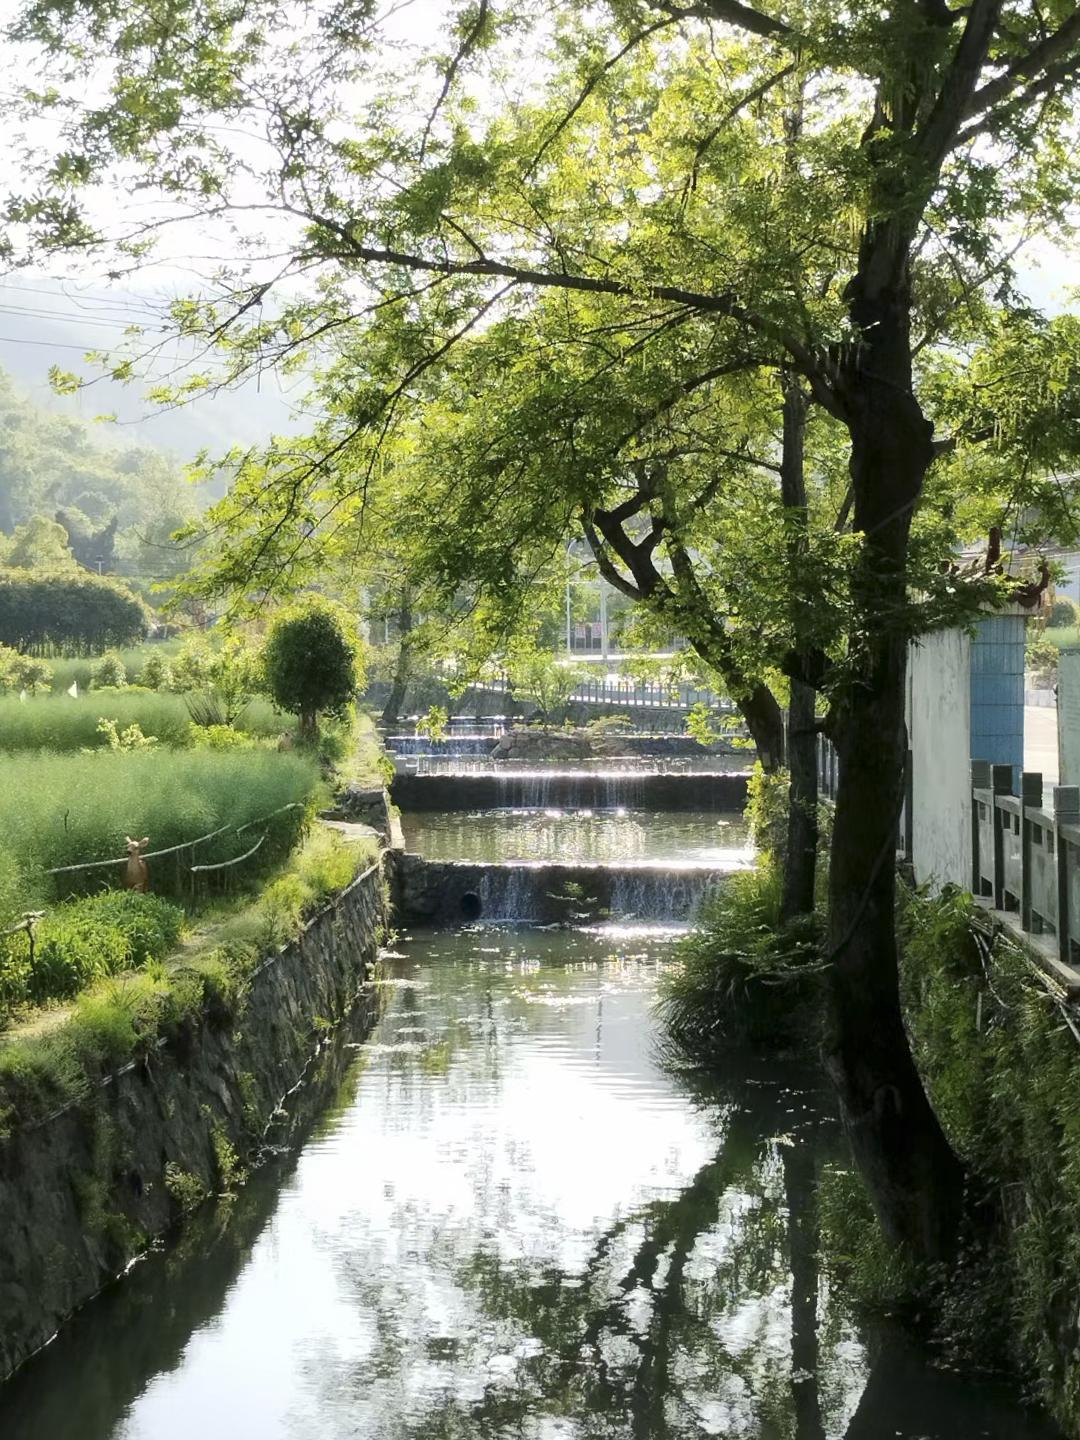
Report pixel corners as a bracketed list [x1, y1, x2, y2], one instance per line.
[470, 678, 737, 714]
[971, 761, 1080, 970]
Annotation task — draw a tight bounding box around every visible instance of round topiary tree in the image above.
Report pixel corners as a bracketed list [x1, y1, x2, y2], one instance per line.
[1050, 597, 1079, 629]
[262, 596, 361, 737]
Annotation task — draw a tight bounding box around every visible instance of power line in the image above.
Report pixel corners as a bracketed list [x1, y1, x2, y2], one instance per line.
[0, 303, 163, 331]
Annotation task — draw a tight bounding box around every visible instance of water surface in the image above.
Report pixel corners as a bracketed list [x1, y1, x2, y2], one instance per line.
[0, 929, 1060, 1440]
[401, 809, 753, 866]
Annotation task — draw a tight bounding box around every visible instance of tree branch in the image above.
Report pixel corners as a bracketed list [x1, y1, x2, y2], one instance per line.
[524, 14, 686, 179]
[653, 0, 791, 40]
[418, 0, 490, 165]
[963, 9, 1080, 122]
[915, 0, 1004, 172]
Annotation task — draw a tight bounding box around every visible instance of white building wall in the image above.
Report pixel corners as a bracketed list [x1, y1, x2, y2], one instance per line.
[906, 628, 971, 890]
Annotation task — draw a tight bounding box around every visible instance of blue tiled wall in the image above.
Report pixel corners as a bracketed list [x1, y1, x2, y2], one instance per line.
[970, 613, 1026, 785]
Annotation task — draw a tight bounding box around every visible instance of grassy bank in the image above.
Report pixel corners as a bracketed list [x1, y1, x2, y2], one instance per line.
[817, 887, 1080, 1436]
[0, 824, 380, 1132]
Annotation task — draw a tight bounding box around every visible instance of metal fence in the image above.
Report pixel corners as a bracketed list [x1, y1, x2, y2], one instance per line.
[471, 677, 735, 714]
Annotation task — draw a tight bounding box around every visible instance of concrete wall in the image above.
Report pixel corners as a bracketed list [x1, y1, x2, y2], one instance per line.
[970, 611, 1026, 783]
[0, 862, 387, 1383]
[907, 627, 972, 890]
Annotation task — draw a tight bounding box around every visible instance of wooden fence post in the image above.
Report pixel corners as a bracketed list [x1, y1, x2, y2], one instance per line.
[1055, 785, 1080, 966]
[1020, 771, 1043, 932]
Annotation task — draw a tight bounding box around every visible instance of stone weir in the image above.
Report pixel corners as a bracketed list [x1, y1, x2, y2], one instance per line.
[391, 853, 737, 925]
[392, 769, 749, 812]
[0, 862, 387, 1384]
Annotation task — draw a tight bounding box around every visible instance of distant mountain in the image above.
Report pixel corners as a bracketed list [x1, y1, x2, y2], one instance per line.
[0, 278, 299, 462]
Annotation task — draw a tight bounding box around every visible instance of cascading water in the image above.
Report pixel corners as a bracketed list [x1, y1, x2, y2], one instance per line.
[394, 732, 755, 925]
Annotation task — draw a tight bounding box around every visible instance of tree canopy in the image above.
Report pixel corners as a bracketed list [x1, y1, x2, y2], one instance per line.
[6, 0, 1080, 1261]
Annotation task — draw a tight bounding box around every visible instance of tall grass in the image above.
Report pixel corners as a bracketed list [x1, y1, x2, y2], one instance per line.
[0, 692, 285, 751]
[0, 748, 324, 908]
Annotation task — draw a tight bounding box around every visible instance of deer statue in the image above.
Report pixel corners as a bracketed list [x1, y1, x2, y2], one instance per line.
[124, 836, 151, 893]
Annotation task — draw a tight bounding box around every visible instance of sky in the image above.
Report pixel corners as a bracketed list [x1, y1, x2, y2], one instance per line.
[0, 0, 1075, 466]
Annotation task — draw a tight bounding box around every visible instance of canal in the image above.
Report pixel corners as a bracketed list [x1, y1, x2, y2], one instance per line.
[0, 925, 1060, 1438]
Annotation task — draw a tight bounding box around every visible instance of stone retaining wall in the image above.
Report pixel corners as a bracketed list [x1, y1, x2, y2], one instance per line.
[0, 862, 387, 1382]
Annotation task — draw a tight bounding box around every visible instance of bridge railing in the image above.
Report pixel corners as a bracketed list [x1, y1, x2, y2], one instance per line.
[970, 761, 1080, 973]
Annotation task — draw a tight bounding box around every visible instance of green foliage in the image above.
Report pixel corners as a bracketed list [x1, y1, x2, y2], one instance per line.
[91, 650, 128, 688]
[0, 370, 195, 539]
[188, 723, 258, 751]
[1026, 636, 1060, 686]
[137, 651, 172, 690]
[896, 886, 1080, 1424]
[1, 890, 185, 1014]
[685, 701, 727, 749]
[93, 716, 158, 751]
[745, 763, 790, 862]
[416, 704, 449, 741]
[506, 646, 584, 726]
[164, 1162, 208, 1213]
[262, 596, 362, 731]
[657, 863, 823, 1053]
[583, 713, 632, 738]
[6, 514, 76, 571]
[0, 645, 53, 694]
[1050, 598, 1078, 629]
[0, 568, 150, 655]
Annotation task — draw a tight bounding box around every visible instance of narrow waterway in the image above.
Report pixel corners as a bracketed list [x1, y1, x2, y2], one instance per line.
[0, 927, 1060, 1439]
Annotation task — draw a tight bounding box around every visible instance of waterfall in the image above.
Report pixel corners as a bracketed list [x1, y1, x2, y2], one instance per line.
[397, 858, 737, 926]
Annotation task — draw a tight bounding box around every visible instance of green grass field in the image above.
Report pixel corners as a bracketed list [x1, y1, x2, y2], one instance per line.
[0, 748, 324, 911]
[0, 691, 286, 751]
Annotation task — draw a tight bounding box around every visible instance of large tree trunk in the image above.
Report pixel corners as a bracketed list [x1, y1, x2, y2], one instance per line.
[738, 678, 786, 773]
[380, 592, 413, 727]
[780, 376, 819, 923]
[825, 315, 965, 1259]
[783, 677, 819, 925]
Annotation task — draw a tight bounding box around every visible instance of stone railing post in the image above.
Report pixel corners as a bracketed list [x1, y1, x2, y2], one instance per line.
[1020, 771, 1043, 932]
[1055, 785, 1080, 967]
[991, 764, 1013, 909]
[971, 760, 991, 892]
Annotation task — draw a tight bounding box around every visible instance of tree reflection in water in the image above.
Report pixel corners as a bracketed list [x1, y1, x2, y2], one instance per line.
[0, 933, 1064, 1440]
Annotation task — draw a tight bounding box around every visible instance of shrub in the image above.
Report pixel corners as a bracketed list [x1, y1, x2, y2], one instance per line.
[67, 890, 184, 966]
[263, 596, 363, 735]
[189, 723, 259, 750]
[657, 863, 824, 1053]
[91, 651, 128, 688]
[138, 652, 172, 690]
[1049, 597, 1078, 629]
[94, 717, 158, 751]
[3, 892, 185, 1012]
[0, 646, 54, 695]
[27, 913, 131, 1003]
[1026, 636, 1059, 686]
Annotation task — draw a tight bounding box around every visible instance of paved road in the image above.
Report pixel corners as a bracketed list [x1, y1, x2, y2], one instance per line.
[1026, 704, 1059, 786]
